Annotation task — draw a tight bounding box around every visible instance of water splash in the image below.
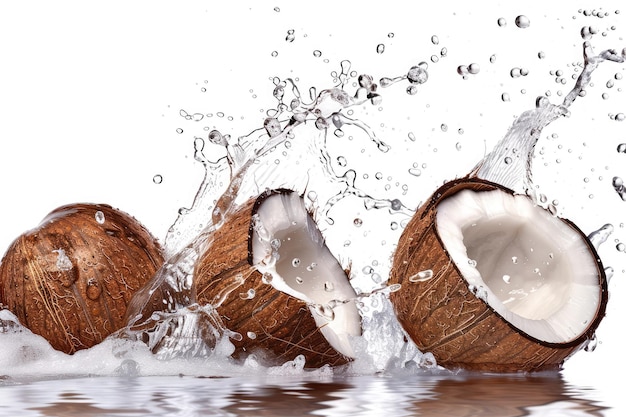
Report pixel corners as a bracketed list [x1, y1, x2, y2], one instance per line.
[473, 42, 626, 195]
[118, 60, 432, 360]
[121, 38, 626, 362]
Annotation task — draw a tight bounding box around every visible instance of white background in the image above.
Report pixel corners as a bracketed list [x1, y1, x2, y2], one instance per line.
[1, 0, 624, 400]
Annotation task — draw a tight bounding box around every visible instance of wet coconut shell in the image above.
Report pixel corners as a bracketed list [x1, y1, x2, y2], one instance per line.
[389, 177, 608, 372]
[0, 203, 164, 354]
[194, 192, 352, 368]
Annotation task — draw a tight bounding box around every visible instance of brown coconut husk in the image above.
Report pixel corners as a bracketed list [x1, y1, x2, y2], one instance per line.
[194, 190, 353, 368]
[389, 177, 608, 372]
[0, 203, 164, 354]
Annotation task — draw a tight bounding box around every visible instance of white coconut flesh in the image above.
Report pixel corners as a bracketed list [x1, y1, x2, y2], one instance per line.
[436, 188, 602, 344]
[250, 191, 361, 357]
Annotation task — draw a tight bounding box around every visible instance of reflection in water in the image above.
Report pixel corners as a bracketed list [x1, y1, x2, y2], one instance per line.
[0, 372, 609, 417]
[408, 373, 607, 417]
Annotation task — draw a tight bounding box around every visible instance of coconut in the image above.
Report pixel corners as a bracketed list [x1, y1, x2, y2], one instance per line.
[0, 203, 164, 354]
[194, 189, 361, 367]
[389, 177, 608, 372]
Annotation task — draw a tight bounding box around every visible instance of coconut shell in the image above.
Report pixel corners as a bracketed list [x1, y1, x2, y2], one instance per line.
[389, 177, 608, 372]
[194, 191, 352, 368]
[0, 203, 164, 354]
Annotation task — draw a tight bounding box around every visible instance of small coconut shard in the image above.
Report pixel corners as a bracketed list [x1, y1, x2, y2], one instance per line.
[195, 189, 361, 368]
[389, 178, 608, 372]
[0, 204, 164, 354]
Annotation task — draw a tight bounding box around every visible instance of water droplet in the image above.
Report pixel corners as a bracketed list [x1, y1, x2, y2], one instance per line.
[497, 17, 507, 27]
[584, 334, 598, 352]
[324, 281, 334, 292]
[376, 44, 385, 54]
[515, 15, 530, 28]
[502, 274, 511, 283]
[431, 35, 439, 45]
[358, 74, 374, 90]
[490, 54, 497, 63]
[292, 258, 301, 267]
[406, 85, 418, 95]
[387, 283, 401, 293]
[501, 93, 511, 102]
[261, 273, 273, 284]
[407, 66, 428, 84]
[314, 304, 335, 321]
[176, 128, 183, 134]
[353, 218, 363, 227]
[264, 117, 282, 137]
[468, 284, 488, 302]
[95, 210, 105, 224]
[616, 113, 625, 121]
[588, 224, 614, 250]
[247, 331, 257, 340]
[53, 249, 73, 273]
[409, 269, 433, 282]
[605, 266, 615, 284]
[511, 256, 518, 264]
[285, 29, 295, 42]
[390, 198, 402, 211]
[313, 50, 322, 58]
[315, 117, 330, 130]
[240, 289, 256, 300]
[86, 278, 102, 300]
[617, 242, 626, 252]
[468, 63, 480, 74]
[538, 51, 546, 59]
[612, 176, 626, 200]
[617, 143, 626, 153]
[153, 174, 163, 184]
[468, 259, 477, 267]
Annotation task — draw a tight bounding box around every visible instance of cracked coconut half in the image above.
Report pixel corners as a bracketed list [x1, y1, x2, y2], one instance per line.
[194, 189, 361, 367]
[389, 178, 608, 372]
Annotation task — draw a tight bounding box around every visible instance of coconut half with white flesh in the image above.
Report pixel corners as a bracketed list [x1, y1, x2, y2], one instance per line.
[389, 178, 608, 372]
[194, 189, 361, 367]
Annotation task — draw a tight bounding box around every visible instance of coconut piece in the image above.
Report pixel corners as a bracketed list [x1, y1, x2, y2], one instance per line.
[389, 177, 608, 372]
[0, 203, 164, 354]
[194, 189, 361, 367]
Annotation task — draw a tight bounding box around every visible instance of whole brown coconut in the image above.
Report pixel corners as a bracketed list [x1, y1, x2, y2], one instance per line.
[389, 177, 608, 372]
[0, 203, 164, 354]
[194, 189, 361, 368]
